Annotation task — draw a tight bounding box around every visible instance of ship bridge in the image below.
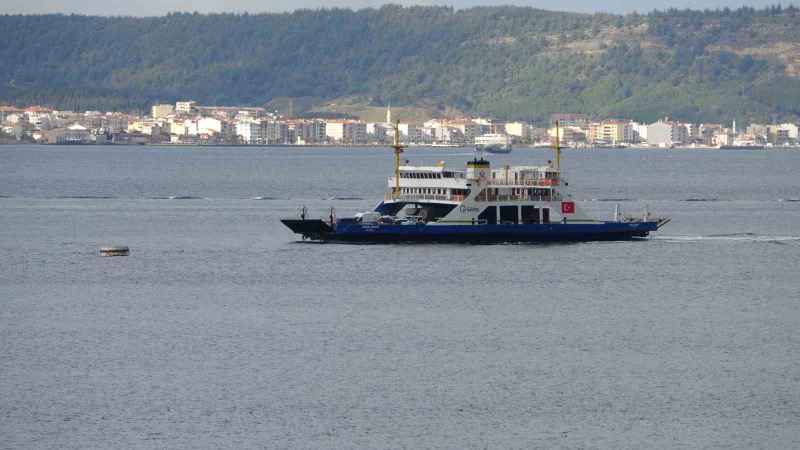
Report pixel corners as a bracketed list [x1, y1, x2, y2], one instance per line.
[387, 162, 470, 203]
[386, 160, 566, 204]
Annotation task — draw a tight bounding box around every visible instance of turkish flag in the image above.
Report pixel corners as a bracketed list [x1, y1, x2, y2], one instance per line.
[561, 201, 575, 214]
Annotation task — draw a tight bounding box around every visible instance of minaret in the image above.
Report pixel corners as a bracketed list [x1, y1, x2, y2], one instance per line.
[386, 101, 392, 125]
[732, 118, 736, 134]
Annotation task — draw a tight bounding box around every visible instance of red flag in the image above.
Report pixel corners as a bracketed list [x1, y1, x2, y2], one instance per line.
[561, 201, 575, 214]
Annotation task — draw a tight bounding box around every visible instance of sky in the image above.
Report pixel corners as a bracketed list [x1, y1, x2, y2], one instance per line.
[0, 0, 788, 16]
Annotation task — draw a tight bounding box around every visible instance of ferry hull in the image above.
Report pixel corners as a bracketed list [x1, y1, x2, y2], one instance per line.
[284, 221, 660, 243]
[475, 144, 512, 154]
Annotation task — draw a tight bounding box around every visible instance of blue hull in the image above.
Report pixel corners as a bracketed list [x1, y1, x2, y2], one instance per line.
[476, 144, 512, 154]
[320, 221, 657, 243]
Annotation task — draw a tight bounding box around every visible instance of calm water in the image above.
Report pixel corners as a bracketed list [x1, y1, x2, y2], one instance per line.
[1, 145, 799, 448]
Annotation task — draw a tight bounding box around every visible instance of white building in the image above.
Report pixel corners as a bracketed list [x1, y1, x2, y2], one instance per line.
[197, 118, 223, 135]
[505, 122, 531, 141]
[169, 121, 187, 135]
[632, 122, 648, 142]
[25, 107, 55, 130]
[647, 121, 688, 147]
[778, 123, 799, 139]
[325, 122, 345, 141]
[184, 119, 200, 136]
[236, 120, 262, 144]
[175, 101, 196, 114]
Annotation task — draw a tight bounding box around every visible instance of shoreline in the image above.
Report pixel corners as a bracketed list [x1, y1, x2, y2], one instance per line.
[2, 142, 799, 150]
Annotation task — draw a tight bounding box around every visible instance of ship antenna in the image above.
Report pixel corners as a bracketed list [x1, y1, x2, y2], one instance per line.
[555, 119, 561, 169]
[391, 120, 405, 200]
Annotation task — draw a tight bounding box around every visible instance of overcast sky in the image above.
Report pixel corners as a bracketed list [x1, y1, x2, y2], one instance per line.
[0, 0, 788, 16]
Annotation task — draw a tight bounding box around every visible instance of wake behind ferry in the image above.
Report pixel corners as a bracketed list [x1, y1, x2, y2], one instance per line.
[282, 122, 669, 243]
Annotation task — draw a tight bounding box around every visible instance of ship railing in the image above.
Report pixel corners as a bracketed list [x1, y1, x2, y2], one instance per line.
[490, 179, 559, 186]
[475, 195, 560, 202]
[385, 194, 460, 202]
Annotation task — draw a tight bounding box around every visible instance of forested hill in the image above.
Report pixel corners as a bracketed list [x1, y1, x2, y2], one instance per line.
[2, 5, 800, 124]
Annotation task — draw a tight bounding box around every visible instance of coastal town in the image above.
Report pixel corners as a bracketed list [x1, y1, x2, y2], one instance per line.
[1, 101, 798, 149]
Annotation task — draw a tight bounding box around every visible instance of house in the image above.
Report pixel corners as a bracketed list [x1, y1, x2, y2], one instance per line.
[24, 106, 55, 130]
[0, 105, 22, 122]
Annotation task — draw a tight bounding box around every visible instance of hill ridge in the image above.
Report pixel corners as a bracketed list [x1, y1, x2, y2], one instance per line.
[1, 5, 799, 124]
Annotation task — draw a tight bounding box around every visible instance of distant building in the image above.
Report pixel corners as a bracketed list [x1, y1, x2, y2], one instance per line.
[550, 113, 591, 129]
[175, 101, 196, 114]
[0, 105, 22, 122]
[767, 124, 797, 146]
[549, 125, 584, 144]
[399, 123, 428, 143]
[698, 124, 724, 146]
[3, 113, 23, 125]
[631, 122, 648, 142]
[588, 119, 633, 145]
[344, 121, 367, 144]
[325, 121, 345, 141]
[169, 121, 187, 135]
[647, 121, 688, 147]
[323, 120, 366, 144]
[746, 123, 768, 137]
[24, 106, 55, 130]
[505, 122, 531, 141]
[151, 104, 174, 119]
[236, 120, 262, 144]
[292, 120, 326, 144]
[55, 123, 93, 144]
[433, 126, 463, 144]
[197, 117, 224, 136]
[262, 121, 289, 143]
[140, 123, 163, 136]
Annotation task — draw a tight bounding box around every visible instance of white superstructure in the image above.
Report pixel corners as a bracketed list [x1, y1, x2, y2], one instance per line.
[384, 158, 594, 225]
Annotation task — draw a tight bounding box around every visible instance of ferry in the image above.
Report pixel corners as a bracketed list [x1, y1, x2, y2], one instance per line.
[474, 134, 512, 153]
[281, 122, 669, 243]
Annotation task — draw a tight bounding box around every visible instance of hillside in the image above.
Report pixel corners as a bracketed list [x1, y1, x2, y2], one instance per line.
[1, 5, 799, 124]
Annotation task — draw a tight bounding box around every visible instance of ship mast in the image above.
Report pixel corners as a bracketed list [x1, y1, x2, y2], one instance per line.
[555, 119, 561, 169]
[391, 120, 404, 200]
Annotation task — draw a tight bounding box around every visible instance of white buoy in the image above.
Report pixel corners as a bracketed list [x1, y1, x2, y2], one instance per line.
[100, 246, 129, 257]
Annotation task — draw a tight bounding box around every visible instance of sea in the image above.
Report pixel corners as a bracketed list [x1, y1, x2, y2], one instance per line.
[1, 145, 799, 448]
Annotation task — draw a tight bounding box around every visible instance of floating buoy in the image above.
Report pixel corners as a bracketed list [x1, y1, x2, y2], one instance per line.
[100, 246, 129, 257]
